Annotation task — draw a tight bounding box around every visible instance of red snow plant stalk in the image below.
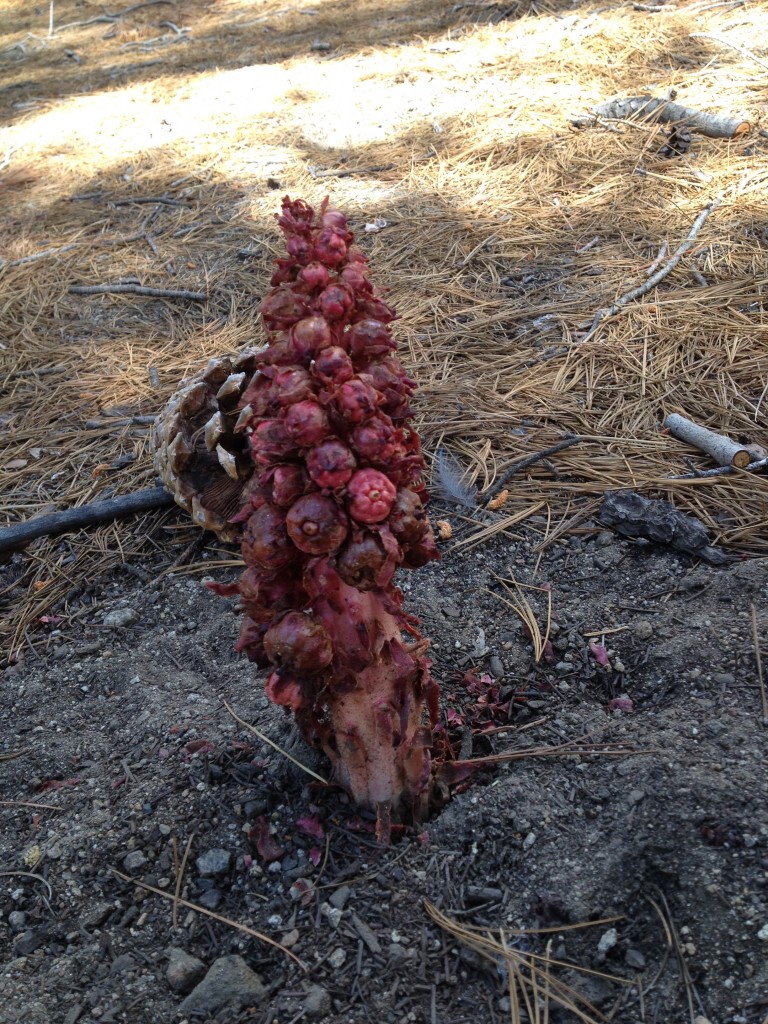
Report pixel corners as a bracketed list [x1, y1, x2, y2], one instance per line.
[213, 197, 440, 840]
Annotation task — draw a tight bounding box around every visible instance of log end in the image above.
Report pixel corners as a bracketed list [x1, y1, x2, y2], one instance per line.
[732, 449, 752, 469]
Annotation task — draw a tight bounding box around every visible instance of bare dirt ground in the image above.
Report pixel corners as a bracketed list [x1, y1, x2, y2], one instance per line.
[2, 1, 768, 1023]
[2, 527, 768, 1024]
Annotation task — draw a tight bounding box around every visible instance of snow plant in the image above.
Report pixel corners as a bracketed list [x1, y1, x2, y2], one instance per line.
[213, 197, 440, 840]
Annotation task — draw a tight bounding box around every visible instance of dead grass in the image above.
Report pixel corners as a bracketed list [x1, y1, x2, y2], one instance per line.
[1, 0, 767, 658]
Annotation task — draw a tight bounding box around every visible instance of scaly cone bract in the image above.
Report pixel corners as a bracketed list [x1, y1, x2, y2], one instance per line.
[214, 196, 440, 840]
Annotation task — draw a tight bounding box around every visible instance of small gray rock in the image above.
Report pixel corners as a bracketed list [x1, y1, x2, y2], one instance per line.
[197, 889, 222, 910]
[596, 530, 614, 547]
[179, 955, 265, 1015]
[103, 607, 140, 628]
[123, 850, 147, 873]
[328, 885, 352, 910]
[328, 947, 346, 969]
[8, 911, 27, 933]
[627, 789, 645, 806]
[196, 848, 232, 877]
[109, 953, 136, 975]
[597, 928, 618, 955]
[625, 948, 646, 969]
[82, 902, 113, 929]
[166, 947, 206, 994]
[303, 984, 331, 1019]
[713, 672, 735, 686]
[14, 929, 46, 956]
[489, 656, 505, 679]
[632, 620, 653, 641]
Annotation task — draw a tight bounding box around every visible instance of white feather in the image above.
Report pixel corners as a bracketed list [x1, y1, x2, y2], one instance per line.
[434, 446, 478, 508]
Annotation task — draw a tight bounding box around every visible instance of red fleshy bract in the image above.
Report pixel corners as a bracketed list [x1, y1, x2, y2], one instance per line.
[346, 319, 396, 359]
[285, 399, 330, 446]
[335, 377, 379, 423]
[290, 316, 332, 362]
[306, 438, 356, 489]
[346, 468, 397, 523]
[250, 816, 286, 862]
[286, 493, 349, 554]
[312, 346, 354, 385]
[264, 612, 333, 672]
[260, 286, 310, 330]
[241, 505, 295, 570]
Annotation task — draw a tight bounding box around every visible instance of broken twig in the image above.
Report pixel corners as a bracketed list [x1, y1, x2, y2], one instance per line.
[56, 0, 173, 31]
[0, 487, 174, 553]
[581, 197, 721, 341]
[571, 95, 750, 138]
[69, 283, 206, 301]
[669, 457, 768, 480]
[664, 412, 755, 468]
[482, 435, 583, 504]
[691, 32, 768, 73]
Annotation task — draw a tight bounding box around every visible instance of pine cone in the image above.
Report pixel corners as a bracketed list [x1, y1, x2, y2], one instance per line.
[153, 349, 262, 541]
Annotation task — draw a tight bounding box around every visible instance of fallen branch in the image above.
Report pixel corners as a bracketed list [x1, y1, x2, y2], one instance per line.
[84, 414, 157, 428]
[571, 95, 750, 138]
[0, 486, 174, 553]
[109, 196, 189, 207]
[69, 283, 206, 301]
[0, 243, 79, 271]
[691, 32, 768, 73]
[482, 435, 583, 505]
[56, 0, 173, 31]
[581, 197, 721, 341]
[664, 412, 756, 468]
[309, 164, 395, 179]
[112, 869, 307, 969]
[9, 365, 67, 378]
[669, 457, 768, 480]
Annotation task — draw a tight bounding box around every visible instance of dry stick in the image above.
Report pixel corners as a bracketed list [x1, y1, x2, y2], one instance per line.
[0, 871, 53, 901]
[56, 0, 173, 30]
[69, 283, 206, 301]
[109, 196, 189, 207]
[581, 197, 721, 342]
[481, 436, 582, 504]
[750, 604, 768, 720]
[310, 164, 395, 179]
[172, 835, 194, 930]
[571, 96, 750, 138]
[669, 456, 768, 480]
[84, 414, 157, 428]
[8, 366, 67, 378]
[664, 412, 753, 468]
[0, 243, 79, 271]
[0, 799, 62, 810]
[691, 32, 768, 72]
[111, 870, 307, 969]
[0, 486, 174, 553]
[222, 698, 330, 785]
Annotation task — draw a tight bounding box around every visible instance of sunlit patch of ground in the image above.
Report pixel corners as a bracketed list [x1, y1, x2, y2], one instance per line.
[1, 0, 767, 646]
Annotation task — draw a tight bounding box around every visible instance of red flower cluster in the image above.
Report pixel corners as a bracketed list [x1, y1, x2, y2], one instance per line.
[212, 197, 440, 839]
